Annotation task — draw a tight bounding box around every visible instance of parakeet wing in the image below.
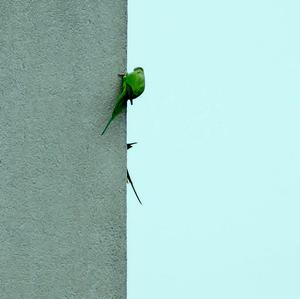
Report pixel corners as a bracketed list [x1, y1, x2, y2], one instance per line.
[101, 81, 128, 135]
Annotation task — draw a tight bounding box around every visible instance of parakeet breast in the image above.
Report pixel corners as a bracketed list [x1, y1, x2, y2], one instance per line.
[125, 69, 145, 99]
[131, 82, 145, 99]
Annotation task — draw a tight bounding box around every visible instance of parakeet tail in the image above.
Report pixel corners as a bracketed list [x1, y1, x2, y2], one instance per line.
[127, 170, 142, 205]
[101, 117, 113, 135]
[127, 142, 137, 150]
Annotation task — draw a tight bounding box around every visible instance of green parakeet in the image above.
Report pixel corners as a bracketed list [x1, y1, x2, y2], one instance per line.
[127, 142, 142, 205]
[101, 67, 145, 135]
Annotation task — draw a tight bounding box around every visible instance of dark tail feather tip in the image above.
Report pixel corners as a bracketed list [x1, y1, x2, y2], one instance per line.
[101, 118, 113, 135]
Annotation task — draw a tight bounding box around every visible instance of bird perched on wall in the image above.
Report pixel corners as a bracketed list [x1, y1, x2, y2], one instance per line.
[127, 142, 142, 205]
[101, 67, 145, 135]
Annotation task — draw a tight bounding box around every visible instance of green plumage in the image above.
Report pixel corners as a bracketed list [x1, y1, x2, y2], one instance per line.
[101, 67, 145, 135]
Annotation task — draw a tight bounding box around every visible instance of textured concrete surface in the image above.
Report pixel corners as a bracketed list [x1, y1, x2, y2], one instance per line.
[0, 1, 127, 298]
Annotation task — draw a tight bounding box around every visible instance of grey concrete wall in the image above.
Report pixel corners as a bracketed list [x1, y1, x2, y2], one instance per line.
[0, 1, 127, 298]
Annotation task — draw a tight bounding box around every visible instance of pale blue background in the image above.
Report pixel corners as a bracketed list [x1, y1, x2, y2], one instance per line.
[127, 1, 300, 298]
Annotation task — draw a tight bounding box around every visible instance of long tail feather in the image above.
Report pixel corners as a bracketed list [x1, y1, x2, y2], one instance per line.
[127, 170, 142, 205]
[101, 117, 113, 135]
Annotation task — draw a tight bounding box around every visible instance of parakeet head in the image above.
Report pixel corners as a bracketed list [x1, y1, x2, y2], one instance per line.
[134, 67, 144, 73]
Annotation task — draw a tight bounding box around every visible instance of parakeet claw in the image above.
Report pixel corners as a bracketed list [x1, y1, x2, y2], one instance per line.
[118, 72, 126, 77]
[130, 99, 133, 105]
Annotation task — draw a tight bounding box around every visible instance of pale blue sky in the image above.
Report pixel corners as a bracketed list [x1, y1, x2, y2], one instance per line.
[127, 1, 300, 298]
